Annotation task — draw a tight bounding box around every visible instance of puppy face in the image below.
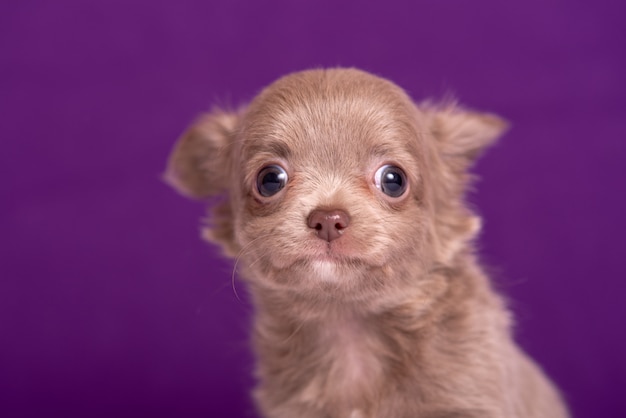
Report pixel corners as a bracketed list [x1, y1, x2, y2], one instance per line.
[166, 69, 506, 303]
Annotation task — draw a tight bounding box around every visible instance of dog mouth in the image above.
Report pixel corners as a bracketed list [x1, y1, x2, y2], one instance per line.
[259, 238, 390, 287]
[310, 242, 345, 258]
[307, 239, 362, 262]
[271, 239, 363, 267]
[260, 232, 388, 275]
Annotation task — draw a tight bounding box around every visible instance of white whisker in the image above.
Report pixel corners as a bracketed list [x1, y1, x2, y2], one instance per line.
[231, 234, 271, 301]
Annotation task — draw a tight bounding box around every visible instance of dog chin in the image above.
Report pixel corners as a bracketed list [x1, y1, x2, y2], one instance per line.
[298, 255, 376, 284]
[309, 259, 347, 283]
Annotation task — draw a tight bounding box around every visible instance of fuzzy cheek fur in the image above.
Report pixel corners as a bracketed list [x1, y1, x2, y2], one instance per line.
[165, 68, 569, 418]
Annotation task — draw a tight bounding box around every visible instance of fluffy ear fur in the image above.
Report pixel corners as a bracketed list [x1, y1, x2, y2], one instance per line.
[420, 103, 508, 264]
[164, 111, 240, 199]
[425, 103, 508, 166]
[164, 109, 242, 257]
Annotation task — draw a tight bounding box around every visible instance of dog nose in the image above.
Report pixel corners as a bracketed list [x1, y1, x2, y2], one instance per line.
[307, 209, 350, 242]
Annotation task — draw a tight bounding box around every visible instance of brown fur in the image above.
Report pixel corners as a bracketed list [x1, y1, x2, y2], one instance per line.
[165, 68, 569, 418]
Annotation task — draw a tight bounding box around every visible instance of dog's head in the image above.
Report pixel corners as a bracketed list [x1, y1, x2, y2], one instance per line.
[166, 68, 506, 302]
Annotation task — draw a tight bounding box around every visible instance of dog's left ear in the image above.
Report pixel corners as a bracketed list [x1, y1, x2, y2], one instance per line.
[426, 104, 508, 166]
[421, 104, 508, 263]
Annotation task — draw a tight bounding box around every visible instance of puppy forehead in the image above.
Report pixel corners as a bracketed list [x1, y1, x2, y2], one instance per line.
[241, 70, 419, 165]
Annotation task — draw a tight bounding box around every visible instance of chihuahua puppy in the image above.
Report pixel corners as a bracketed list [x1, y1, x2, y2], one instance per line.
[165, 68, 568, 418]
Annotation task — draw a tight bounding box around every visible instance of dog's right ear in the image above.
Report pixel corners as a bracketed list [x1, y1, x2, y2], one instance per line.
[164, 111, 240, 199]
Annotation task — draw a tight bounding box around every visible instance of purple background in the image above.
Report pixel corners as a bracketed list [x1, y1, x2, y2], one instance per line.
[1, 1, 625, 417]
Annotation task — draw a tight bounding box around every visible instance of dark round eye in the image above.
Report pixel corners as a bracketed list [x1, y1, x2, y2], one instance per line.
[256, 165, 288, 197]
[374, 165, 408, 197]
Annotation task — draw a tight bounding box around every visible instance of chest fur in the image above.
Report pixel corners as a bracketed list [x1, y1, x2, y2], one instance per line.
[297, 318, 386, 410]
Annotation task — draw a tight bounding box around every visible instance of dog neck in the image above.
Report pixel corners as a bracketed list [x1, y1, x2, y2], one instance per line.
[248, 255, 497, 415]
